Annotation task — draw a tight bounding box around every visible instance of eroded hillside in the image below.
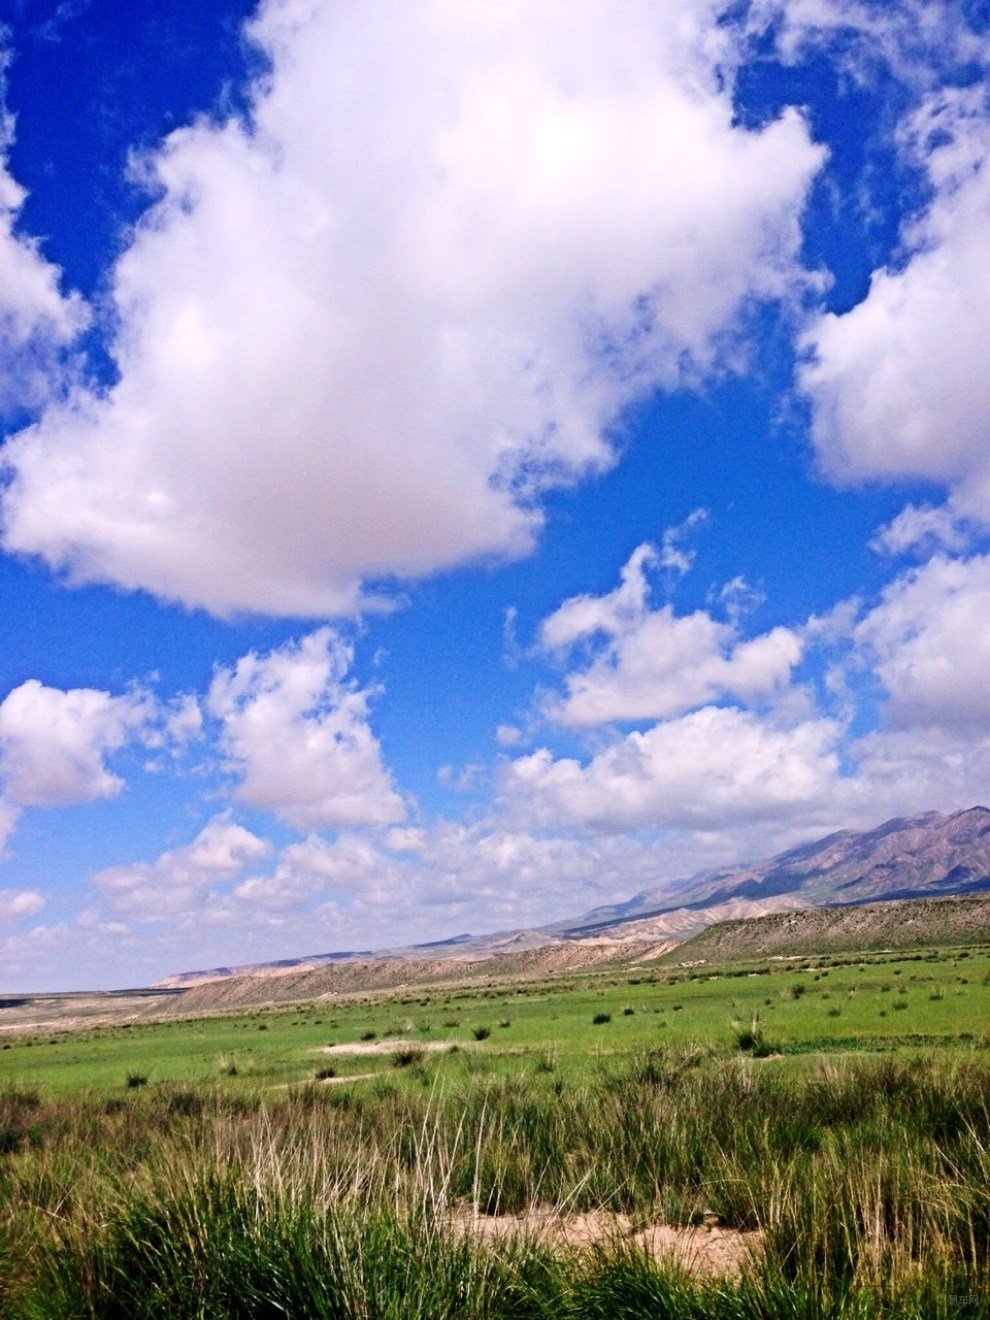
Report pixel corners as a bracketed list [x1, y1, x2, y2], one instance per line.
[659, 893, 990, 965]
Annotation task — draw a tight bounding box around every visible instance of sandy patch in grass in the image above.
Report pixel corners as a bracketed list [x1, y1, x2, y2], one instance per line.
[278, 1070, 379, 1090]
[452, 1207, 761, 1278]
[319, 1037, 456, 1055]
[313, 1071, 377, 1085]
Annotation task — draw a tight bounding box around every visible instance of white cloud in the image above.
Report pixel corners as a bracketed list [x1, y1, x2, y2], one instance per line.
[502, 706, 843, 832]
[540, 543, 803, 724]
[748, 0, 988, 83]
[437, 762, 486, 793]
[208, 628, 404, 829]
[550, 611, 802, 725]
[0, 1, 822, 616]
[229, 821, 761, 939]
[234, 832, 406, 915]
[0, 887, 44, 923]
[163, 693, 203, 746]
[384, 826, 427, 854]
[95, 816, 271, 923]
[849, 724, 990, 817]
[0, 67, 86, 414]
[496, 723, 523, 748]
[716, 575, 766, 624]
[801, 85, 990, 519]
[0, 797, 20, 853]
[658, 508, 708, 576]
[541, 543, 658, 651]
[870, 502, 972, 557]
[511, 545, 990, 844]
[0, 922, 73, 989]
[852, 552, 990, 732]
[0, 679, 155, 806]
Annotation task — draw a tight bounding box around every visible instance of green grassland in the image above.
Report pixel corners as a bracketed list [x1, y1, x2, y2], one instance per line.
[1, 936, 988, 1316]
[2, 943, 987, 1095]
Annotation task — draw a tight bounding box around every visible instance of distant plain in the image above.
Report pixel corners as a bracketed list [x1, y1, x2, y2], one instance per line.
[2, 940, 987, 1095]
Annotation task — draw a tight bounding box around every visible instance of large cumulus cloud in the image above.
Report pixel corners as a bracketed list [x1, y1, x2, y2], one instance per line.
[801, 86, 990, 519]
[0, 0, 822, 615]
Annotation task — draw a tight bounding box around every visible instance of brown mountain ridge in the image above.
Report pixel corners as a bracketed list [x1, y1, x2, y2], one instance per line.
[554, 805, 990, 941]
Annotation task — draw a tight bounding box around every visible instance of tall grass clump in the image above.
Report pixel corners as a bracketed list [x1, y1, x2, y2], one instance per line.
[0, 1086, 42, 1155]
[0, 1055, 986, 1316]
[732, 1015, 778, 1057]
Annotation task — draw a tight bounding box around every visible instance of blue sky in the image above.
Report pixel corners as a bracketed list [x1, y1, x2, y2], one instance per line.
[1, 0, 989, 990]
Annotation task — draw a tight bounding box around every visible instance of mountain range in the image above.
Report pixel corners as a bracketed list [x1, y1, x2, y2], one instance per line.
[553, 805, 990, 941]
[157, 806, 990, 987]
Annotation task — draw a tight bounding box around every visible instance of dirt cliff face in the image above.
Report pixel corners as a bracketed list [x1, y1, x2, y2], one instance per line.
[166, 940, 663, 1015]
[656, 893, 990, 964]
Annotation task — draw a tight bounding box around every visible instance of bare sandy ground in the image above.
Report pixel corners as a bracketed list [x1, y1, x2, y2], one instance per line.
[312, 1071, 377, 1085]
[452, 1206, 762, 1277]
[319, 1037, 456, 1055]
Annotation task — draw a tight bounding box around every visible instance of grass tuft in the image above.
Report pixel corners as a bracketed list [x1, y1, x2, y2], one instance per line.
[391, 1048, 424, 1069]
